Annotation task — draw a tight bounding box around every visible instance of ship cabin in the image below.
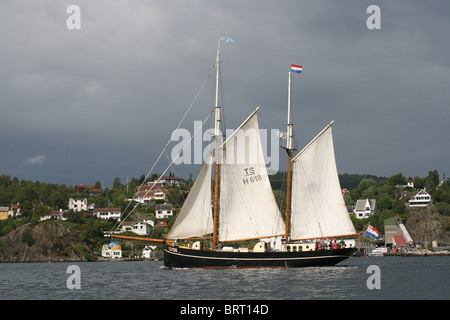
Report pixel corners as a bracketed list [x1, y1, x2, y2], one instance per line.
[188, 241, 270, 253]
[282, 242, 316, 252]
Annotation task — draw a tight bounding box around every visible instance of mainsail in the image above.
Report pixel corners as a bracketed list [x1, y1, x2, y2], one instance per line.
[166, 152, 214, 239]
[219, 108, 286, 242]
[290, 122, 356, 240]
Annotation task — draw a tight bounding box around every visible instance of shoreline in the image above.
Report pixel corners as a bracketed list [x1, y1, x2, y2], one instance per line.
[0, 258, 162, 263]
[3, 253, 450, 263]
[384, 251, 450, 257]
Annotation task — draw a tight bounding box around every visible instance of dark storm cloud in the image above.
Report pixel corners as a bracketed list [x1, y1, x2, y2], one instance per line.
[0, 0, 448, 186]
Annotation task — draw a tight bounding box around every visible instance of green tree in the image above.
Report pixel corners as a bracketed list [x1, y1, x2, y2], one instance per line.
[344, 193, 354, 206]
[426, 170, 439, 191]
[357, 178, 377, 191]
[20, 201, 33, 218]
[435, 181, 450, 203]
[361, 185, 376, 199]
[387, 173, 405, 186]
[413, 176, 426, 189]
[392, 199, 406, 216]
[113, 177, 122, 189]
[377, 193, 392, 211]
[150, 225, 165, 239]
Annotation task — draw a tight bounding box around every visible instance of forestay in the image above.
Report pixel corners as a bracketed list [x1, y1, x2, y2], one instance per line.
[290, 122, 356, 240]
[219, 109, 286, 242]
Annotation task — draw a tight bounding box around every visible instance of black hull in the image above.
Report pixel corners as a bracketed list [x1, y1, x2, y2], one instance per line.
[164, 245, 357, 268]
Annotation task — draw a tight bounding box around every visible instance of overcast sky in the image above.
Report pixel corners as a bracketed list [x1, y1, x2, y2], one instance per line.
[0, 0, 449, 187]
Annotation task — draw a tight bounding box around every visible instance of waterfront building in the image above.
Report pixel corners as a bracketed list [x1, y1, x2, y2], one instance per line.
[384, 216, 414, 249]
[102, 242, 122, 259]
[142, 245, 157, 259]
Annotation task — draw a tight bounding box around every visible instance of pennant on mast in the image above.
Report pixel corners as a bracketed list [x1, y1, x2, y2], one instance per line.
[220, 34, 236, 43]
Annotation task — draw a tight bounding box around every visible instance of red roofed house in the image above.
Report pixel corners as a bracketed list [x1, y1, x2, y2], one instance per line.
[384, 216, 414, 251]
[75, 184, 95, 192]
[89, 188, 102, 196]
[136, 184, 168, 204]
[393, 235, 408, 248]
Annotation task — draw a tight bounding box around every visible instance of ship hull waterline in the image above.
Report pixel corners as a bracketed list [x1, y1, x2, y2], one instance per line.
[163, 245, 357, 268]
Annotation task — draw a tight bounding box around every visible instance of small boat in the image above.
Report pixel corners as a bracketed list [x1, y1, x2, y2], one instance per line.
[368, 247, 387, 257]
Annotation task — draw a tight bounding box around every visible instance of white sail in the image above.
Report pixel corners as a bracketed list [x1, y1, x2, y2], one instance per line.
[219, 108, 286, 242]
[166, 152, 213, 239]
[290, 122, 356, 240]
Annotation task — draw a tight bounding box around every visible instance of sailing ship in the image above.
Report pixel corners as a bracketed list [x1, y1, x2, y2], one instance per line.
[114, 38, 359, 268]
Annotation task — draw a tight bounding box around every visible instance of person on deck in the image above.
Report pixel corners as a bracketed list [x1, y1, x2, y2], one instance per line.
[332, 240, 338, 249]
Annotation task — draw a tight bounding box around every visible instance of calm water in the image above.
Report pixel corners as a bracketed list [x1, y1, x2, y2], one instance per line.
[0, 256, 448, 300]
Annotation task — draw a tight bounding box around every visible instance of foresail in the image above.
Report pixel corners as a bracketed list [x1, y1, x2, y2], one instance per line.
[290, 122, 356, 240]
[219, 109, 286, 242]
[166, 152, 213, 239]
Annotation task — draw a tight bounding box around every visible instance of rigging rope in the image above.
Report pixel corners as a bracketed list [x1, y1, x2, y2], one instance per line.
[110, 69, 214, 233]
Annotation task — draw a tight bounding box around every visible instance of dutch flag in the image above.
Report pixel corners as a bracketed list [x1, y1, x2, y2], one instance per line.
[291, 64, 302, 73]
[365, 225, 379, 239]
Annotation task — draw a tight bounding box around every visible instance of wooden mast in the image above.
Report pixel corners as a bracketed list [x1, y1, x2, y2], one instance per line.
[285, 150, 293, 241]
[285, 70, 294, 242]
[212, 40, 221, 250]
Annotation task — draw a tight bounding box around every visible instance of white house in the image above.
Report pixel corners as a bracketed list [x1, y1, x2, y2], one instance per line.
[102, 243, 122, 259]
[353, 199, 377, 219]
[152, 176, 184, 186]
[8, 203, 20, 217]
[94, 208, 121, 221]
[39, 209, 67, 222]
[409, 189, 432, 207]
[142, 245, 157, 259]
[396, 181, 414, 189]
[121, 221, 154, 235]
[68, 198, 87, 212]
[155, 204, 173, 219]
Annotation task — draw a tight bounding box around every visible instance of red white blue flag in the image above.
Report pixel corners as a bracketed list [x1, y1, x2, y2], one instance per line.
[291, 64, 302, 73]
[365, 225, 379, 239]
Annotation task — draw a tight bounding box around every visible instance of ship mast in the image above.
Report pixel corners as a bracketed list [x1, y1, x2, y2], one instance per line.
[212, 41, 221, 250]
[285, 70, 294, 242]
